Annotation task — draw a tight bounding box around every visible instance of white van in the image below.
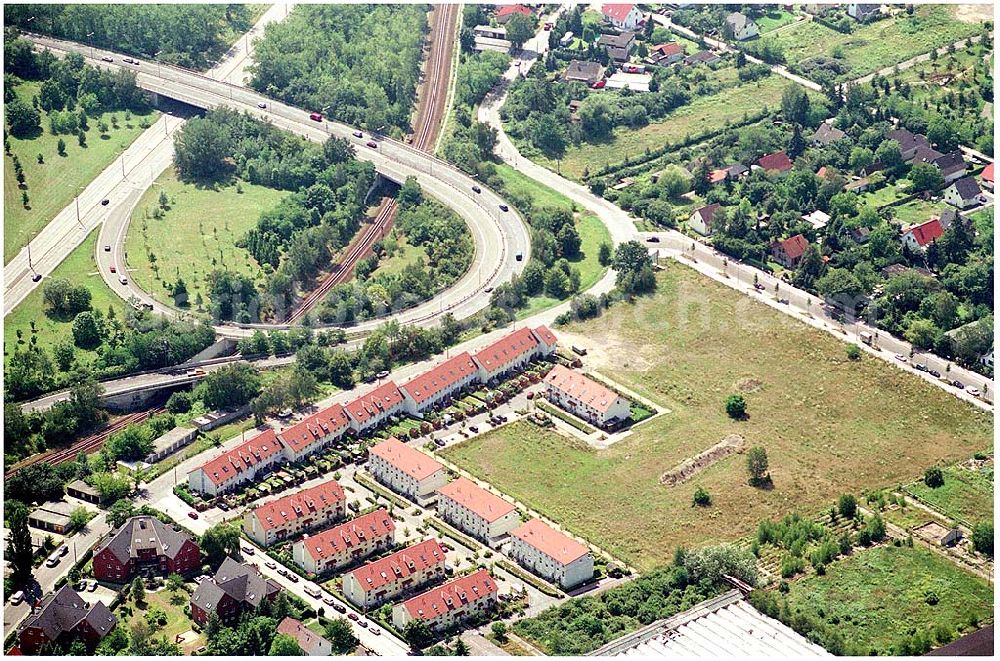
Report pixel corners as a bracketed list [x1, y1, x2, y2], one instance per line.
[10, 591, 24, 605]
[304, 584, 321, 599]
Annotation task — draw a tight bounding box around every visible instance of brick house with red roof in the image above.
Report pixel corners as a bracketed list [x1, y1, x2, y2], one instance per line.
[277, 404, 350, 462]
[344, 381, 406, 434]
[17, 585, 116, 654]
[342, 538, 447, 610]
[368, 437, 448, 505]
[391, 569, 498, 632]
[901, 218, 944, 252]
[755, 151, 794, 174]
[601, 3, 643, 30]
[981, 162, 994, 191]
[187, 429, 284, 496]
[472, 327, 541, 383]
[509, 519, 594, 589]
[530, 325, 559, 354]
[400, 352, 480, 414]
[292, 509, 396, 575]
[771, 234, 810, 268]
[495, 4, 532, 24]
[190, 557, 281, 626]
[242, 480, 346, 546]
[543, 364, 631, 428]
[436, 477, 521, 548]
[93, 516, 200, 583]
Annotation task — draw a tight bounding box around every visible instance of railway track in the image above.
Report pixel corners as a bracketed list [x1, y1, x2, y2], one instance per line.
[5, 408, 163, 478]
[285, 3, 459, 324]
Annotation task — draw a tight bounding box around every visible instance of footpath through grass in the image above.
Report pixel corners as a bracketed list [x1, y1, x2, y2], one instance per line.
[124, 167, 287, 311]
[784, 544, 992, 654]
[3, 80, 158, 263]
[442, 264, 992, 569]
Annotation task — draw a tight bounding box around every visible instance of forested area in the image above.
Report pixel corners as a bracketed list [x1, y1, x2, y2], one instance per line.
[249, 4, 428, 135]
[5, 4, 259, 70]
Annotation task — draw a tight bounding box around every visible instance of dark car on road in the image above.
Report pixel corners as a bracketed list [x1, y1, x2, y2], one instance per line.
[31, 273, 41, 282]
[952, 380, 964, 389]
[366, 141, 377, 149]
[646, 236, 660, 243]
[499, 204, 509, 212]
[472, 185, 481, 193]
[929, 369, 941, 378]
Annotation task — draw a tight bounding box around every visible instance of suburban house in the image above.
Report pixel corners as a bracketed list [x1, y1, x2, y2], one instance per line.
[564, 60, 606, 85]
[684, 50, 721, 66]
[771, 234, 810, 268]
[391, 569, 498, 632]
[724, 12, 759, 40]
[981, 162, 994, 191]
[92, 516, 200, 583]
[276, 617, 332, 656]
[887, 128, 930, 161]
[292, 508, 396, 576]
[187, 429, 284, 496]
[689, 203, 722, 236]
[401, 352, 480, 414]
[647, 42, 685, 66]
[847, 3, 882, 22]
[530, 325, 559, 355]
[944, 176, 982, 209]
[495, 4, 532, 24]
[436, 477, 521, 548]
[598, 32, 636, 62]
[810, 123, 846, 146]
[473, 326, 541, 383]
[66, 480, 105, 506]
[844, 176, 873, 194]
[508, 518, 595, 590]
[17, 585, 116, 654]
[925, 151, 968, 184]
[190, 557, 281, 626]
[277, 404, 350, 462]
[368, 437, 449, 505]
[543, 364, 632, 428]
[342, 538, 447, 610]
[344, 381, 407, 434]
[755, 151, 794, 174]
[900, 218, 944, 252]
[601, 3, 643, 31]
[242, 479, 346, 547]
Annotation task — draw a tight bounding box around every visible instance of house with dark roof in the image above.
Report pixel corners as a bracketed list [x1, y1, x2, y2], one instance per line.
[17, 585, 116, 654]
[564, 60, 606, 85]
[929, 151, 968, 184]
[810, 123, 846, 145]
[771, 234, 810, 268]
[276, 617, 332, 656]
[684, 50, 720, 66]
[93, 516, 200, 583]
[755, 151, 794, 174]
[944, 177, 982, 209]
[190, 558, 281, 626]
[886, 128, 930, 161]
[724, 12, 759, 40]
[689, 203, 721, 236]
[598, 31, 636, 62]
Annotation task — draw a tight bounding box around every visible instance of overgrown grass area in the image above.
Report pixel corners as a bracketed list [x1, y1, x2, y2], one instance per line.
[124, 167, 288, 311]
[904, 462, 994, 526]
[121, 588, 205, 654]
[784, 545, 992, 655]
[442, 264, 992, 569]
[4, 228, 125, 367]
[757, 5, 984, 81]
[3, 81, 158, 263]
[525, 73, 790, 181]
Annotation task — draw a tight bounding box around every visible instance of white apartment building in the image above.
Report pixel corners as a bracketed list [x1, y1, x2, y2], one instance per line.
[391, 569, 498, 632]
[543, 365, 632, 428]
[242, 480, 346, 547]
[436, 477, 521, 548]
[508, 518, 594, 590]
[368, 437, 449, 506]
[292, 509, 395, 575]
[342, 538, 447, 610]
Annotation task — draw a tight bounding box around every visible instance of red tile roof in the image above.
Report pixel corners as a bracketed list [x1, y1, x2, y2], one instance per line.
[709, 168, 728, 184]
[437, 477, 517, 523]
[651, 42, 683, 57]
[779, 234, 809, 260]
[278, 404, 349, 454]
[401, 352, 478, 406]
[369, 437, 445, 481]
[197, 429, 282, 486]
[982, 162, 994, 184]
[602, 3, 636, 23]
[301, 509, 395, 561]
[474, 327, 539, 374]
[905, 218, 944, 247]
[344, 381, 404, 426]
[532, 325, 558, 347]
[251, 480, 345, 532]
[347, 539, 445, 593]
[497, 4, 532, 18]
[544, 364, 625, 415]
[756, 151, 793, 173]
[401, 569, 498, 621]
[510, 518, 590, 566]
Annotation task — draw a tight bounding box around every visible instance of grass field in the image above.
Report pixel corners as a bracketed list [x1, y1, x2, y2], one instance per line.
[441, 264, 992, 569]
[883, 197, 945, 225]
[905, 462, 994, 526]
[785, 545, 992, 654]
[124, 167, 287, 311]
[123, 588, 204, 654]
[4, 228, 125, 367]
[755, 8, 799, 33]
[3, 81, 158, 264]
[526, 74, 792, 181]
[758, 5, 984, 81]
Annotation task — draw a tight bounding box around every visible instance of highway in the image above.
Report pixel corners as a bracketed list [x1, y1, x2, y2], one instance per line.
[24, 32, 531, 340]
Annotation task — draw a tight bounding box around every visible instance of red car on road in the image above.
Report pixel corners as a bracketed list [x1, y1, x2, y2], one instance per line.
[309, 112, 323, 122]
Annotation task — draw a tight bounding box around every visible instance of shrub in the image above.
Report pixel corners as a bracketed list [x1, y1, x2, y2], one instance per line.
[837, 494, 857, 519]
[923, 466, 944, 488]
[725, 394, 747, 419]
[846, 344, 861, 360]
[692, 486, 711, 507]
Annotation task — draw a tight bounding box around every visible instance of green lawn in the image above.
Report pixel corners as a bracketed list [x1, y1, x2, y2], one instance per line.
[755, 8, 799, 33]
[905, 462, 994, 526]
[124, 167, 287, 311]
[373, 230, 429, 277]
[883, 197, 945, 225]
[122, 588, 205, 654]
[785, 545, 993, 655]
[442, 264, 992, 569]
[525, 74, 793, 181]
[4, 80, 158, 264]
[4, 228, 124, 367]
[968, 206, 993, 246]
[758, 5, 984, 81]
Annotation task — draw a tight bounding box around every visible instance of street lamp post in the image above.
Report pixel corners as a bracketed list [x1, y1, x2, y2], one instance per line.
[86, 32, 94, 59]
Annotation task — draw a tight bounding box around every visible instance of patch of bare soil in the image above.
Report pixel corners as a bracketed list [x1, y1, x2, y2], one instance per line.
[660, 434, 747, 486]
[954, 4, 993, 23]
[735, 376, 763, 393]
[556, 330, 656, 372]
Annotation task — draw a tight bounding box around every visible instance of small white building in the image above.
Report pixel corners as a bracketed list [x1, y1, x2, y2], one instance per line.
[689, 203, 721, 236]
[400, 352, 481, 414]
[145, 426, 197, 463]
[342, 538, 447, 610]
[436, 477, 521, 548]
[242, 480, 346, 547]
[391, 569, 498, 632]
[605, 71, 651, 92]
[725, 12, 759, 40]
[943, 177, 982, 209]
[473, 25, 506, 39]
[802, 209, 831, 231]
[543, 365, 632, 428]
[367, 437, 449, 506]
[292, 509, 395, 576]
[601, 3, 643, 31]
[508, 518, 594, 589]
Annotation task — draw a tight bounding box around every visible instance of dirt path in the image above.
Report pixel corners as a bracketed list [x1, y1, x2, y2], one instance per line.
[660, 434, 746, 486]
